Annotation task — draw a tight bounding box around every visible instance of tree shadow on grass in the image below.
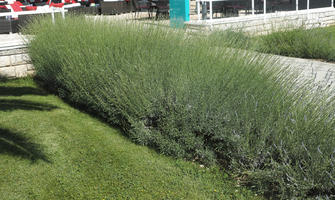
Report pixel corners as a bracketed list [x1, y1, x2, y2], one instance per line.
[0, 99, 58, 112]
[0, 127, 50, 163]
[0, 86, 47, 96]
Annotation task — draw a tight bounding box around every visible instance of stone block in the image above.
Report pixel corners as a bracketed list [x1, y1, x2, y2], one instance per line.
[27, 70, 35, 76]
[0, 67, 16, 78]
[14, 65, 28, 78]
[11, 54, 30, 66]
[324, 11, 335, 17]
[26, 64, 34, 70]
[322, 16, 335, 22]
[249, 20, 265, 27]
[0, 56, 11, 67]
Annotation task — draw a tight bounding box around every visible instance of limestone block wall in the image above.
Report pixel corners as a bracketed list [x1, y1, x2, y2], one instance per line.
[186, 7, 335, 34]
[0, 48, 34, 79]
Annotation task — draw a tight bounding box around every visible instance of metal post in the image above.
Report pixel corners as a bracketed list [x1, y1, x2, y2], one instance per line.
[51, 9, 55, 24]
[197, 1, 201, 21]
[61, 8, 65, 19]
[264, 0, 266, 14]
[307, 0, 309, 11]
[252, 0, 254, 15]
[296, 0, 298, 11]
[332, 0, 334, 8]
[209, 0, 212, 20]
[9, 13, 12, 34]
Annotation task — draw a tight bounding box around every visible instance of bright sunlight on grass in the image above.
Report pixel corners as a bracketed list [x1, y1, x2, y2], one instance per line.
[0, 78, 260, 200]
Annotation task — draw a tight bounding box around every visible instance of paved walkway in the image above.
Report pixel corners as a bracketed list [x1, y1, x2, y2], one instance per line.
[277, 55, 335, 88]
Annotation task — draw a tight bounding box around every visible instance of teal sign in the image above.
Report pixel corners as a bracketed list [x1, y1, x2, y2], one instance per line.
[169, 0, 190, 28]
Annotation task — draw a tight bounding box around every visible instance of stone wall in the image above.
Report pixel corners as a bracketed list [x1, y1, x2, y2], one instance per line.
[186, 7, 335, 34]
[0, 48, 34, 79]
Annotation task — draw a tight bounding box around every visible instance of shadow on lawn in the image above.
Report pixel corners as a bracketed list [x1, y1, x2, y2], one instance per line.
[0, 99, 58, 112]
[0, 127, 50, 163]
[0, 86, 47, 96]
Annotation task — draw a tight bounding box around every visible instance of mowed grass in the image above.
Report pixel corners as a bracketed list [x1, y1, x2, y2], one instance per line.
[0, 78, 260, 200]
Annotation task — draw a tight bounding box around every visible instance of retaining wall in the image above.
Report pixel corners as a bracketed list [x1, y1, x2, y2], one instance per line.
[0, 48, 34, 79]
[186, 7, 335, 34]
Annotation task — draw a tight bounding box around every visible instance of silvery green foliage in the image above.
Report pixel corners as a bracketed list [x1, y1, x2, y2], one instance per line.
[25, 16, 335, 199]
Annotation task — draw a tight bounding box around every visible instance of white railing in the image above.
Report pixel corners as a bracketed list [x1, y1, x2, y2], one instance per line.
[0, 8, 67, 25]
[196, 0, 335, 21]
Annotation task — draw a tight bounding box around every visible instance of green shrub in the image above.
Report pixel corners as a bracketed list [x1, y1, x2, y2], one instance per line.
[256, 26, 335, 61]
[25, 16, 335, 199]
[210, 26, 335, 62]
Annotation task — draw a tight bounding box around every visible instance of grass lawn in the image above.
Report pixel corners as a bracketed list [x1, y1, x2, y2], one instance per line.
[0, 78, 260, 200]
